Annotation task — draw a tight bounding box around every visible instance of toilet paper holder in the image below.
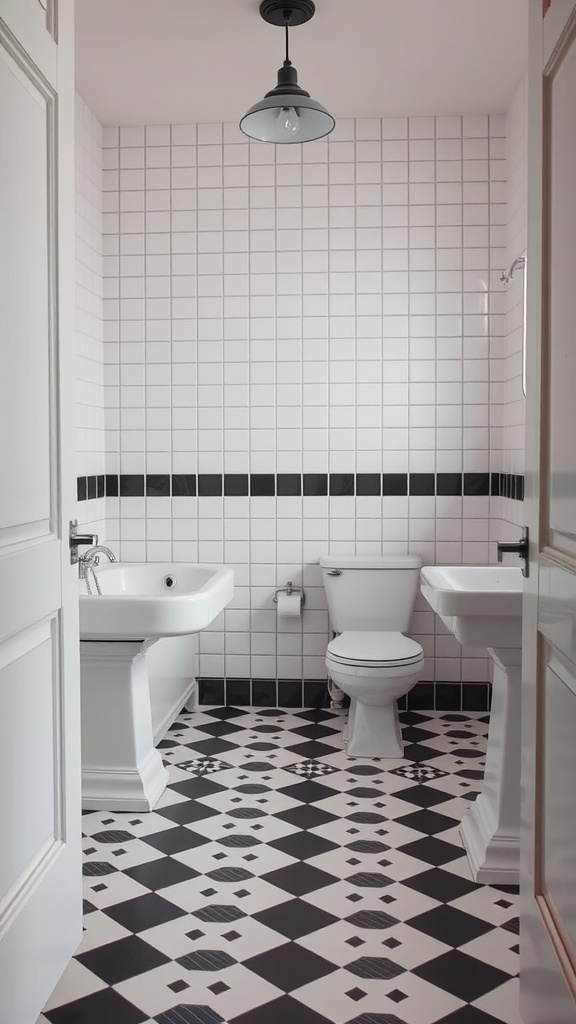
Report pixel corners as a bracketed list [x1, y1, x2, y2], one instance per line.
[273, 581, 306, 607]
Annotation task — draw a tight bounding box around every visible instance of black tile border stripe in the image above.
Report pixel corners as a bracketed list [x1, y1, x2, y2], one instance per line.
[197, 678, 492, 713]
[78, 472, 525, 502]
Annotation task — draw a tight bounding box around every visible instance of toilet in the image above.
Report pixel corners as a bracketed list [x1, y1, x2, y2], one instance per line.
[320, 554, 424, 757]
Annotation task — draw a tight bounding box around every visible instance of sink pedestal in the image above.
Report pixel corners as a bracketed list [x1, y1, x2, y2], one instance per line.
[80, 640, 169, 812]
[460, 647, 521, 885]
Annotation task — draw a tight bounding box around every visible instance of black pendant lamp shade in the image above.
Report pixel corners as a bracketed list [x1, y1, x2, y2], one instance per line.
[240, 1, 335, 144]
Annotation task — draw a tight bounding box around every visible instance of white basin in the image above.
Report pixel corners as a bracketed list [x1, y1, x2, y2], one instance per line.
[79, 561, 234, 812]
[420, 564, 523, 647]
[80, 562, 234, 640]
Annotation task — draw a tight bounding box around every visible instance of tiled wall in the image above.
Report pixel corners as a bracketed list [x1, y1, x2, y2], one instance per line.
[95, 113, 514, 688]
[75, 95, 106, 539]
[491, 78, 527, 540]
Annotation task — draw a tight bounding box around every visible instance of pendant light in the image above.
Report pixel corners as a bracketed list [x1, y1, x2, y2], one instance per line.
[240, 0, 335, 145]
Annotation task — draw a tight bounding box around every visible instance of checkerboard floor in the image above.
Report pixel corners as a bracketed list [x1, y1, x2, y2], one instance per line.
[39, 708, 521, 1024]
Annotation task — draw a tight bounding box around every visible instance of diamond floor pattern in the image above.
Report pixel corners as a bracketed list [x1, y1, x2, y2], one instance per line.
[40, 708, 520, 1024]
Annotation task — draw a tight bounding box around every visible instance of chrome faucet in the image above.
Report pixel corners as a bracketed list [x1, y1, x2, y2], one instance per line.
[80, 544, 116, 566]
[79, 545, 116, 595]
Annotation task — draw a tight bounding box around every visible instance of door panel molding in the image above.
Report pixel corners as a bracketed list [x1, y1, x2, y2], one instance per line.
[0, 520, 52, 549]
[0, 618, 64, 912]
[0, 2, 80, 1019]
[538, 552, 576, 664]
[45, 0, 57, 40]
[0, 838, 63, 942]
[0, 543, 61, 642]
[0, 2, 56, 78]
[532, 3, 576, 1006]
[544, 0, 576, 63]
[0, 620, 51, 671]
[0, 15, 59, 537]
[542, 8, 576, 556]
[535, 652, 576, 993]
[534, 638, 576, 999]
[535, 893, 576, 998]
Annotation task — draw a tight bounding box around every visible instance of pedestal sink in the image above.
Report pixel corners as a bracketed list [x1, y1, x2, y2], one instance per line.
[420, 565, 523, 884]
[79, 563, 234, 812]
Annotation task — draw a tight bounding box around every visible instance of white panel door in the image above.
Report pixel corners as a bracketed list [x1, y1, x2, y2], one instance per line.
[0, 2, 81, 1023]
[521, 1, 576, 1019]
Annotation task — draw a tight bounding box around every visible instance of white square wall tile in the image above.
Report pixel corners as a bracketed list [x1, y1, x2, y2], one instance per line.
[82, 107, 510, 684]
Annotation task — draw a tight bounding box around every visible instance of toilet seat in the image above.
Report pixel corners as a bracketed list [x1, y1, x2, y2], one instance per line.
[326, 630, 424, 668]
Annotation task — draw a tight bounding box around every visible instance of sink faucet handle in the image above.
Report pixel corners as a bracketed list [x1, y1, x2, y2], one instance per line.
[496, 527, 529, 578]
[69, 520, 99, 564]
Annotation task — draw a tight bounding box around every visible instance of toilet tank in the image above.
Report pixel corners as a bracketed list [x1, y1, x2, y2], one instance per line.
[320, 554, 423, 633]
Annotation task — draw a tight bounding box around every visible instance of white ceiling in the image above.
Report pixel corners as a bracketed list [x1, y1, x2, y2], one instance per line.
[75, 0, 528, 127]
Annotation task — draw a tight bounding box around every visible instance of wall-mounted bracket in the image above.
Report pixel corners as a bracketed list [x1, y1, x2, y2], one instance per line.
[496, 527, 529, 577]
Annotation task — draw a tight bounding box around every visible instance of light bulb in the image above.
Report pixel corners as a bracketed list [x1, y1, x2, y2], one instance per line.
[276, 106, 300, 137]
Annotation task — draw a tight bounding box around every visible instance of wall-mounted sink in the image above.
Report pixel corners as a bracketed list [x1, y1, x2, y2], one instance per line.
[421, 564, 524, 885]
[420, 565, 523, 647]
[80, 562, 234, 640]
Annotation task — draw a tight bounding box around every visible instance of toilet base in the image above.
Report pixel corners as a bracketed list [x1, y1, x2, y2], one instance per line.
[345, 698, 405, 758]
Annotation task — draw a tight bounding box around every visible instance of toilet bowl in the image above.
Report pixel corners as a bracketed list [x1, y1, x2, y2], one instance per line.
[326, 631, 424, 757]
[320, 554, 424, 758]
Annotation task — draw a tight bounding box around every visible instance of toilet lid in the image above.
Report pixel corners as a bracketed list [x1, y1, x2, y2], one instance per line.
[327, 631, 424, 667]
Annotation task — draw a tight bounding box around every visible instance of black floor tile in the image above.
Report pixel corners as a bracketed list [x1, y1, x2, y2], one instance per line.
[269, 831, 338, 861]
[185, 738, 239, 755]
[262, 862, 338, 896]
[156, 800, 221, 825]
[399, 711, 433, 724]
[244, 942, 337, 991]
[390, 785, 452, 809]
[402, 743, 444, 762]
[401, 726, 438, 744]
[103, 892, 187, 932]
[285, 740, 343, 759]
[396, 809, 459, 836]
[407, 905, 495, 947]
[290, 724, 341, 739]
[275, 803, 338, 830]
[166, 777, 227, 800]
[230, 995, 334, 1024]
[295, 709, 339, 722]
[124, 856, 200, 891]
[434, 1007, 507, 1024]
[277, 780, 340, 804]
[77, 934, 170, 984]
[195, 721, 246, 737]
[402, 868, 478, 904]
[398, 837, 464, 867]
[253, 898, 339, 939]
[142, 826, 211, 854]
[501, 916, 519, 934]
[44, 988, 148, 1024]
[413, 949, 510, 1001]
[204, 707, 250, 721]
